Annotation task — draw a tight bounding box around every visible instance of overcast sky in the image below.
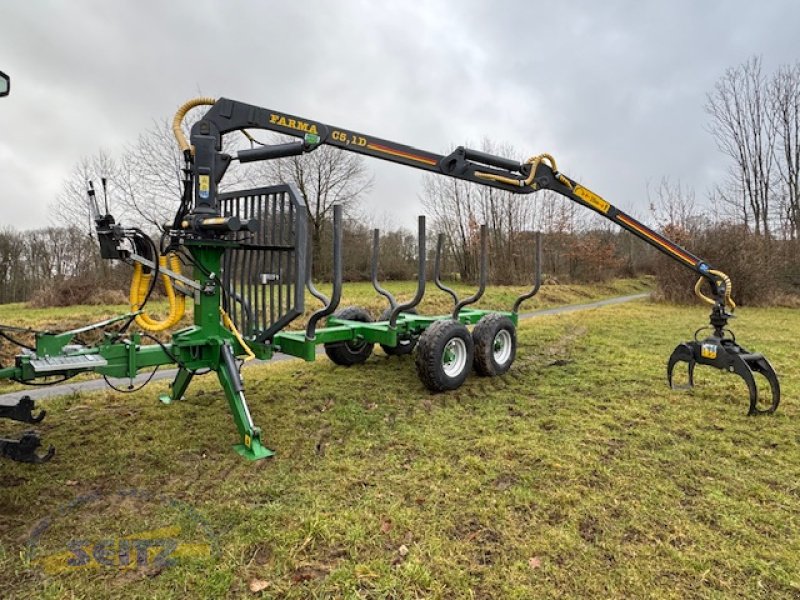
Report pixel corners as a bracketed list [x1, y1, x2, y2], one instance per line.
[1, 0, 799, 231]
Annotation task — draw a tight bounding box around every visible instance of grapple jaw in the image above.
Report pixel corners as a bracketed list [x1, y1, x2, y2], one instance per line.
[0, 395, 55, 464]
[0, 431, 55, 464]
[0, 394, 46, 423]
[667, 335, 780, 415]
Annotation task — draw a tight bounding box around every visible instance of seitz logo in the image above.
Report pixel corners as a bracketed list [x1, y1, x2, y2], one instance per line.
[269, 113, 318, 135]
[26, 488, 216, 575]
[33, 526, 210, 574]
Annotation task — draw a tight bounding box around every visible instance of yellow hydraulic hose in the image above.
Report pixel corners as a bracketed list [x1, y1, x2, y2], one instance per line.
[172, 97, 217, 155]
[475, 153, 573, 190]
[130, 254, 187, 332]
[220, 307, 256, 361]
[695, 269, 736, 311]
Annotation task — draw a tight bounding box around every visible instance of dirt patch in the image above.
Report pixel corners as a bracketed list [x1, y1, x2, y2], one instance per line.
[491, 473, 518, 491]
[600, 438, 625, 463]
[246, 542, 273, 567]
[291, 563, 329, 584]
[579, 515, 602, 543]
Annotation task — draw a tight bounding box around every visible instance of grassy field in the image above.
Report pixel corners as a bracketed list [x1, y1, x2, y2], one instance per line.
[0, 277, 651, 393]
[1, 288, 799, 598]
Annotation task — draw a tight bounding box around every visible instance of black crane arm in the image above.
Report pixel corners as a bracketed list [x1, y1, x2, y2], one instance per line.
[181, 97, 729, 307]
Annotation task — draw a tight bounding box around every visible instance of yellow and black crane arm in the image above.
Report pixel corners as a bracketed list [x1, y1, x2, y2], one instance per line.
[174, 97, 732, 312]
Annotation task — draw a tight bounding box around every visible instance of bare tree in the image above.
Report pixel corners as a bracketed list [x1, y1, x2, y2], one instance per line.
[771, 62, 800, 240]
[51, 149, 120, 234]
[647, 177, 700, 231]
[422, 140, 540, 283]
[706, 56, 777, 237]
[52, 111, 259, 234]
[422, 173, 479, 280]
[254, 139, 373, 267]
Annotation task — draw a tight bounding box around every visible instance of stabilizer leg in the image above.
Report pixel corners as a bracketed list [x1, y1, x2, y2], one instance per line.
[218, 342, 273, 460]
[159, 367, 194, 405]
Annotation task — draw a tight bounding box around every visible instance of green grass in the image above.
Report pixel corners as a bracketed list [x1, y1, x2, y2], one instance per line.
[0, 277, 652, 330]
[2, 290, 799, 598]
[0, 277, 651, 393]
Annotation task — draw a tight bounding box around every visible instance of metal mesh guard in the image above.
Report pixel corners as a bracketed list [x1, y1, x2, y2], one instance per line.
[219, 184, 307, 342]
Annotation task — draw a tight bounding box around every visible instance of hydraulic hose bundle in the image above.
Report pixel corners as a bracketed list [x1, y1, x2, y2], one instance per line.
[694, 269, 736, 311]
[129, 253, 186, 332]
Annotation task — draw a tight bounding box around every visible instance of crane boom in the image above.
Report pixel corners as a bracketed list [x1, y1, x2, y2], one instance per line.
[184, 98, 715, 289]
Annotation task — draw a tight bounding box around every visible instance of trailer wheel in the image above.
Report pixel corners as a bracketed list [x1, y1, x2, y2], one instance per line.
[472, 314, 516, 376]
[415, 319, 474, 392]
[324, 306, 374, 366]
[379, 307, 418, 356]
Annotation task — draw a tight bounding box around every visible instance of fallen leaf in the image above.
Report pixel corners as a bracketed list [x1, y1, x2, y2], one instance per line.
[529, 556, 542, 570]
[249, 578, 270, 593]
[380, 519, 392, 534]
[398, 544, 409, 557]
[65, 480, 78, 486]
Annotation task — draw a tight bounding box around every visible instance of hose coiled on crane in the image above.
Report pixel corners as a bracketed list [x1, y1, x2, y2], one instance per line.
[695, 269, 736, 311]
[172, 97, 217, 155]
[129, 254, 187, 332]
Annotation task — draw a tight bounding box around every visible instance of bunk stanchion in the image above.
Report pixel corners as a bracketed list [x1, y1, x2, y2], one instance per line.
[452, 225, 487, 319]
[372, 218, 426, 356]
[305, 205, 343, 340]
[434, 233, 459, 308]
[415, 220, 477, 391]
[321, 206, 377, 366]
[388, 216, 427, 328]
[306, 217, 330, 307]
[512, 231, 542, 314]
[371, 228, 398, 311]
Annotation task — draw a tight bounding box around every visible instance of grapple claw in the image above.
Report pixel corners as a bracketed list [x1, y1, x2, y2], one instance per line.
[742, 354, 780, 415]
[0, 431, 55, 464]
[666, 335, 780, 416]
[667, 343, 696, 390]
[0, 395, 46, 424]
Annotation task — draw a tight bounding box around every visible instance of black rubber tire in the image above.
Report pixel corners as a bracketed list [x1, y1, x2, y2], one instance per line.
[324, 306, 374, 366]
[379, 307, 418, 356]
[472, 314, 516, 376]
[415, 319, 474, 392]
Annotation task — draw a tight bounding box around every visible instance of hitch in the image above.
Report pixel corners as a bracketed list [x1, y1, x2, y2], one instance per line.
[667, 283, 780, 415]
